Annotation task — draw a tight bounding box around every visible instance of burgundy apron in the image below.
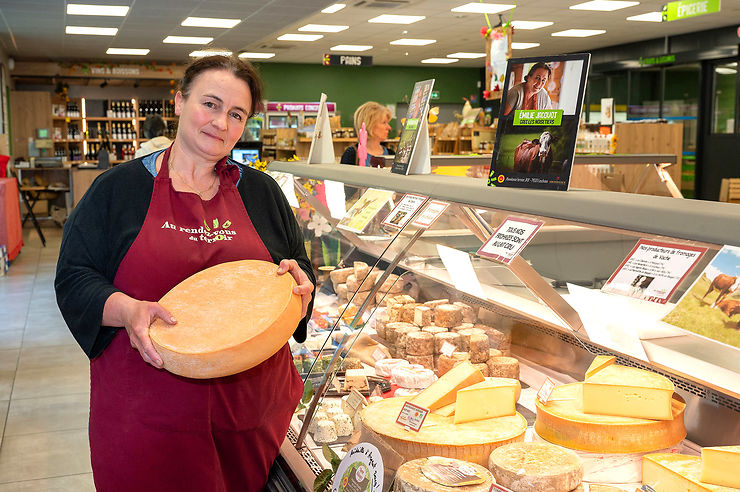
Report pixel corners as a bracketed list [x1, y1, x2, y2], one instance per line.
[89, 147, 304, 491]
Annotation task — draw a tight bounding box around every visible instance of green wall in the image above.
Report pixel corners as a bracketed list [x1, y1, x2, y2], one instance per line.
[253, 62, 481, 127]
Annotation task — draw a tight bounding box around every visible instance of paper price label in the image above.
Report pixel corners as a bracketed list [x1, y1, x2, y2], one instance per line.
[412, 200, 450, 229]
[346, 389, 367, 410]
[372, 347, 387, 361]
[477, 216, 544, 265]
[395, 401, 429, 432]
[537, 377, 556, 405]
[440, 341, 456, 358]
[382, 193, 427, 230]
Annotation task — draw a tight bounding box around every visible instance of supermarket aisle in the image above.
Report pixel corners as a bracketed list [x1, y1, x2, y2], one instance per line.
[0, 228, 95, 490]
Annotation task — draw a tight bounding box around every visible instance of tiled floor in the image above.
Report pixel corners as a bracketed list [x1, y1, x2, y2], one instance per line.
[0, 227, 95, 490]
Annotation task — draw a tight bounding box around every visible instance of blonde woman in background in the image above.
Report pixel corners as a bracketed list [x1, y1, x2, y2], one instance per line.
[340, 101, 395, 166]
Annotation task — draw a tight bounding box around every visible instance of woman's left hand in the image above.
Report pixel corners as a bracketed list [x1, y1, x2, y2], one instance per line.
[277, 259, 314, 318]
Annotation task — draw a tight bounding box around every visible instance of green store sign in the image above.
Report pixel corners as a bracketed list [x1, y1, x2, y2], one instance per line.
[513, 109, 563, 126]
[662, 0, 720, 22]
[639, 54, 676, 66]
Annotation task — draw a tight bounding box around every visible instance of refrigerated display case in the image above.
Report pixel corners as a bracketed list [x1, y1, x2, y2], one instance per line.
[268, 161, 740, 491]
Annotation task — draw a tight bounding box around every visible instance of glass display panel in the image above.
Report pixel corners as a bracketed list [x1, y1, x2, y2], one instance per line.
[712, 62, 737, 134]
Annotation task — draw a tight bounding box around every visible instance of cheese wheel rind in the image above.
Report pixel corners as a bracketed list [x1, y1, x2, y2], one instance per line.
[488, 442, 583, 492]
[396, 458, 494, 492]
[150, 260, 301, 379]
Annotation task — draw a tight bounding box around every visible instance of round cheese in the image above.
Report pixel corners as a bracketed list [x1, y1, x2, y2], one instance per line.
[149, 260, 301, 379]
[334, 413, 354, 437]
[476, 324, 511, 351]
[376, 358, 411, 378]
[402, 303, 422, 323]
[424, 299, 449, 308]
[451, 323, 475, 333]
[473, 363, 490, 377]
[434, 304, 464, 328]
[329, 267, 353, 286]
[389, 303, 405, 322]
[375, 317, 388, 339]
[414, 306, 434, 327]
[422, 325, 448, 336]
[395, 457, 494, 492]
[470, 350, 489, 364]
[457, 328, 487, 351]
[487, 357, 519, 379]
[397, 325, 422, 353]
[387, 322, 417, 344]
[534, 383, 686, 453]
[391, 364, 436, 388]
[487, 442, 583, 492]
[406, 331, 435, 356]
[361, 397, 526, 466]
[434, 332, 462, 353]
[489, 348, 503, 358]
[314, 420, 337, 443]
[335, 283, 348, 300]
[453, 302, 477, 323]
[438, 352, 470, 376]
[407, 354, 434, 370]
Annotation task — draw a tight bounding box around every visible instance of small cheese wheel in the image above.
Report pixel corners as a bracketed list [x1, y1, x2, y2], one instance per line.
[405, 331, 434, 356]
[406, 354, 434, 370]
[433, 332, 462, 354]
[375, 358, 410, 378]
[475, 324, 512, 350]
[437, 352, 470, 376]
[422, 325, 448, 336]
[386, 322, 416, 344]
[487, 357, 519, 379]
[396, 458, 494, 492]
[451, 323, 475, 333]
[424, 299, 449, 308]
[306, 411, 328, 433]
[469, 334, 489, 354]
[457, 328, 487, 351]
[388, 303, 404, 322]
[392, 364, 436, 387]
[380, 274, 403, 294]
[434, 304, 463, 328]
[454, 302, 477, 323]
[375, 317, 388, 339]
[335, 283, 348, 300]
[334, 413, 354, 437]
[433, 355, 440, 370]
[314, 420, 337, 443]
[353, 261, 369, 279]
[395, 295, 417, 305]
[413, 306, 434, 327]
[150, 259, 301, 379]
[401, 303, 421, 323]
[470, 349, 489, 364]
[346, 273, 372, 292]
[487, 442, 583, 492]
[489, 348, 503, 359]
[350, 289, 374, 307]
[474, 362, 490, 377]
[329, 267, 353, 286]
[396, 325, 421, 353]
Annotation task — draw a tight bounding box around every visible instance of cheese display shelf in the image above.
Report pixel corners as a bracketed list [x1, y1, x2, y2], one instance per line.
[269, 161, 740, 491]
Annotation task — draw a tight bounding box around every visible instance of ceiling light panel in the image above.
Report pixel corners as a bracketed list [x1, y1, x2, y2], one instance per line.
[163, 35, 214, 44]
[551, 29, 606, 37]
[390, 38, 436, 46]
[181, 17, 241, 28]
[626, 11, 663, 21]
[368, 15, 425, 24]
[66, 26, 118, 36]
[277, 33, 324, 41]
[107, 48, 150, 55]
[451, 3, 515, 14]
[321, 3, 346, 14]
[238, 52, 276, 59]
[511, 21, 554, 29]
[570, 0, 640, 11]
[422, 58, 458, 64]
[66, 4, 129, 16]
[331, 45, 373, 51]
[190, 50, 233, 57]
[512, 42, 541, 49]
[447, 52, 486, 58]
[298, 24, 349, 32]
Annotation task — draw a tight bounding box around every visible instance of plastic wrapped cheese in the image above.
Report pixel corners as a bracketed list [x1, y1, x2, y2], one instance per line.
[391, 364, 437, 389]
[375, 358, 411, 378]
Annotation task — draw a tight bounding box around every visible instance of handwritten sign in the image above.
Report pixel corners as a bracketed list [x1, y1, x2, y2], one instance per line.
[412, 200, 450, 228]
[602, 239, 706, 304]
[477, 216, 544, 264]
[396, 401, 429, 432]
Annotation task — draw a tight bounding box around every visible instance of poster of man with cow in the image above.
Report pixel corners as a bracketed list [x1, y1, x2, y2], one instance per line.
[663, 245, 740, 349]
[489, 53, 590, 191]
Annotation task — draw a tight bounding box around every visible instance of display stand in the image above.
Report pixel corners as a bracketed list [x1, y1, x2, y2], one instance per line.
[405, 117, 431, 175]
[306, 93, 335, 165]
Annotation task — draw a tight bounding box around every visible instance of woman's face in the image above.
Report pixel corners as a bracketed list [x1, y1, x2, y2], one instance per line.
[370, 113, 391, 141]
[526, 68, 549, 93]
[174, 69, 251, 160]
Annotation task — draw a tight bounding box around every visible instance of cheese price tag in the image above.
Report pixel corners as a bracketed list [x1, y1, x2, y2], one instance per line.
[346, 389, 367, 411]
[490, 484, 516, 492]
[382, 193, 427, 230]
[477, 216, 544, 265]
[537, 377, 556, 405]
[395, 401, 429, 432]
[372, 347, 387, 361]
[440, 341, 456, 358]
[411, 200, 450, 229]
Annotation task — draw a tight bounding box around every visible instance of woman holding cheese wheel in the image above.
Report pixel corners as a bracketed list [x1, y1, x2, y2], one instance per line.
[55, 55, 315, 491]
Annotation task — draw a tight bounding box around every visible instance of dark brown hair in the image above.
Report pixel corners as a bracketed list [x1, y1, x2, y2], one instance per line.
[179, 55, 264, 117]
[524, 62, 552, 82]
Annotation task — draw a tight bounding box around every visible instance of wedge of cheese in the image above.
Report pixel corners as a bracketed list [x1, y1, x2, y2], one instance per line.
[701, 446, 740, 488]
[585, 355, 616, 378]
[432, 402, 456, 417]
[454, 378, 519, 424]
[643, 453, 738, 492]
[583, 364, 675, 420]
[149, 260, 301, 379]
[410, 360, 484, 410]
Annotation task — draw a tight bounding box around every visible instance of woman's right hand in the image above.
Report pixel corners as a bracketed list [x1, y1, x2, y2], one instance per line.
[102, 292, 177, 368]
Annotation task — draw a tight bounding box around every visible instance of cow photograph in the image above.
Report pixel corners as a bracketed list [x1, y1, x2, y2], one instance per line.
[663, 245, 740, 348]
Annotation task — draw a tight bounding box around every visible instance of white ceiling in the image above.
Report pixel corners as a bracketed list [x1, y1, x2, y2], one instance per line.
[0, 0, 739, 68]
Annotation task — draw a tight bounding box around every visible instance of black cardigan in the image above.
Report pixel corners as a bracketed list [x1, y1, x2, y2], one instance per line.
[340, 144, 395, 165]
[55, 158, 314, 359]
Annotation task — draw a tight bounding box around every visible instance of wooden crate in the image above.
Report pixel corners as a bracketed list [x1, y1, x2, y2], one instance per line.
[719, 178, 740, 204]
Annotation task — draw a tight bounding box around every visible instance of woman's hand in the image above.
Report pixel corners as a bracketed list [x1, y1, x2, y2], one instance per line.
[277, 259, 314, 318]
[103, 292, 176, 368]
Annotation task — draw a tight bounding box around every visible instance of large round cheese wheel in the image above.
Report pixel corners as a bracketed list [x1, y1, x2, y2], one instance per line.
[487, 442, 583, 492]
[149, 260, 301, 379]
[534, 383, 686, 453]
[360, 397, 526, 466]
[395, 457, 494, 492]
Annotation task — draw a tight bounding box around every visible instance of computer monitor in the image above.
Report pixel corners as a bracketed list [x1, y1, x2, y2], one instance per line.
[231, 141, 261, 165]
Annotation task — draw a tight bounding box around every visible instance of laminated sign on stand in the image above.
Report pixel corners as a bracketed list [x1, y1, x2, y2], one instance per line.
[307, 92, 335, 164]
[392, 79, 434, 176]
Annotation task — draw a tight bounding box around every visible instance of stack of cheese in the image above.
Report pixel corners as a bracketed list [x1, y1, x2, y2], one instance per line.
[642, 447, 740, 491]
[535, 355, 687, 454]
[361, 361, 527, 465]
[309, 398, 365, 443]
[330, 261, 403, 309]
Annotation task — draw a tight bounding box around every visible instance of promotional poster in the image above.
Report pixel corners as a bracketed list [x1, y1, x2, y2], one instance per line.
[489, 53, 590, 191]
[392, 79, 435, 175]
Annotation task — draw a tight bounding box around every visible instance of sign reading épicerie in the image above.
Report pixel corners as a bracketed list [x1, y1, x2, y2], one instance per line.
[662, 0, 720, 21]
